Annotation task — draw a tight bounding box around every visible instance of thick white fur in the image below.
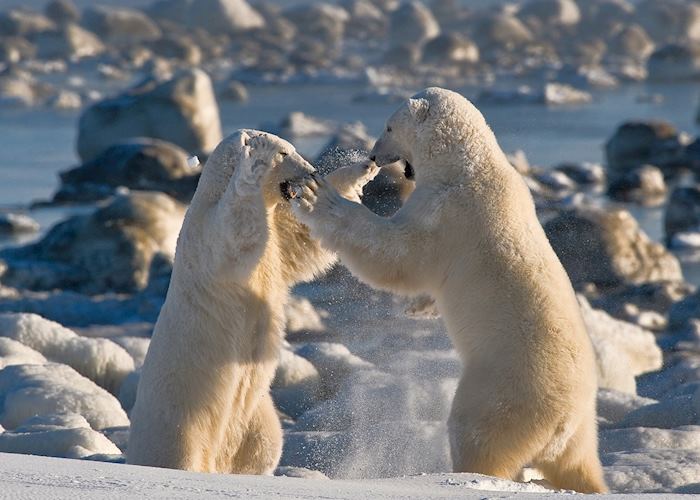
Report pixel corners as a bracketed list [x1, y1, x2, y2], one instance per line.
[127, 130, 377, 474]
[292, 88, 607, 493]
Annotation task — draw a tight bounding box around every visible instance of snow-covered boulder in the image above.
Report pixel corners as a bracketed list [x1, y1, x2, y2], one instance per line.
[0, 9, 54, 37]
[579, 296, 662, 394]
[82, 6, 161, 46]
[0, 363, 129, 430]
[0, 338, 46, 369]
[0, 313, 134, 393]
[77, 68, 222, 162]
[472, 12, 533, 52]
[518, 0, 580, 27]
[608, 25, 655, 62]
[54, 138, 200, 204]
[285, 3, 349, 45]
[35, 23, 105, 60]
[544, 208, 683, 288]
[149, 0, 265, 35]
[388, 1, 439, 47]
[608, 165, 667, 207]
[638, 0, 700, 44]
[0, 213, 39, 235]
[0, 192, 186, 294]
[597, 388, 657, 425]
[272, 348, 322, 418]
[0, 413, 121, 459]
[422, 33, 479, 65]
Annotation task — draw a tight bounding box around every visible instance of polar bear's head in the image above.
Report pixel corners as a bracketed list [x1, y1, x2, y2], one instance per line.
[371, 87, 497, 182]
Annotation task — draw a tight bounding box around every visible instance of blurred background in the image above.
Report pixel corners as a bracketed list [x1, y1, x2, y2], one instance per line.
[1, 0, 700, 492]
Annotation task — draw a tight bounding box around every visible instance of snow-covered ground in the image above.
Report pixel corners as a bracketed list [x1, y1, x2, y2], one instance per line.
[2, 451, 697, 500]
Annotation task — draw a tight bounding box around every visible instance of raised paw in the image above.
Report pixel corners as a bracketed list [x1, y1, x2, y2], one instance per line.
[325, 160, 380, 202]
[291, 174, 347, 223]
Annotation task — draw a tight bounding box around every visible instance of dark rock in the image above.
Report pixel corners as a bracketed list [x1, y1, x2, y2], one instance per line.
[82, 6, 161, 47]
[45, 0, 80, 25]
[388, 1, 439, 47]
[422, 32, 479, 65]
[647, 43, 700, 81]
[608, 165, 667, 206]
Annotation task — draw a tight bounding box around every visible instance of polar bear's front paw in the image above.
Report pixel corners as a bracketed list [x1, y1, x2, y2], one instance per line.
[292, 175, 347, 224]
[233, 134, 279, 194]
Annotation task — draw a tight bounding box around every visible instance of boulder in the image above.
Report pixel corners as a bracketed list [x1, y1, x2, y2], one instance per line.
[579, 296, 663, 394]
[286, 3, 349, 46]
[341, 0, 386, 39]
[0, 9, 55, 38]
[45, 0, 80, 25]
[0, 37, 36, 64]
[55, 138, 200, 204]
[638, 0, 700, 44]
[422, 33, 479, 65]
[544, 208, 683, 288]
[149, 36, 202, 65]
[82, 6, 161, 46]
[0, 312, 135, 394]
[0, 363, 129, 430]
[607, 165, 667, 207]
[0, 213, 39, 235]
[608, 25, 655, 62]
[219, 80, 249, 102]
[0, 192, 186, 294]
[605, 121, 685, 179]
[665, 186, 700, 246]
[35, 23, 105, 60]
[471, 13, 533, 52]
[0, 67, 53, 107]
[518, 0, 580, 27]
[647, 43, 700, 81]
[577, 0, 633, 38]
[149, 0, 265, 35]
[77, 68, 222, 162]
[388, 1, 440, 47]
[0, 413, 121, 459]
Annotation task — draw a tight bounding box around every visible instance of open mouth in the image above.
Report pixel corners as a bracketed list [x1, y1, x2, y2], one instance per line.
[404, 161, 415, 180]
[280, 181, 296, 200]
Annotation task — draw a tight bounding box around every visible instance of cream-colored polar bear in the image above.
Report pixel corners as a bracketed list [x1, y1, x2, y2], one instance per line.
[292, 88, 607, 493]
[127, 130, 377, 474]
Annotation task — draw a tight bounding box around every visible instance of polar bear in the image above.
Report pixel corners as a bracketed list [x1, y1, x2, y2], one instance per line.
[127, 130, 377, 474]
[291, 88, 607, 493]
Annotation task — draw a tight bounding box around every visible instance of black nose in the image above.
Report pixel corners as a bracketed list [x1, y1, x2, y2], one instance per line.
[370, 155, 376, 162]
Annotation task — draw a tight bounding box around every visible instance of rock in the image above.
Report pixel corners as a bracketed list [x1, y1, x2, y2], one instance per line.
[638, 0, 700, 44]
[55, 138, 200, 204]
[219, 80, 248, 102]
[0, 213, 39, 235]
[388, 1, 440, 47]
[285, 296, 326, 335]
[422, 33, 479, 65]
[0, 363, 129, 430]
[544, 208, 683, 288]
[579, 296, 663, 394]
[45, 0, 80, 25]
[608, 25, 655, 62]
[648, 43, 700, 81]
[82, 6, 161, 46]
[554, 162, 606, 186]
[341, 0, 386, 40]
[382, 43, 421, 68]
[0, 37, 36, 64]
[532, 170, 576, 193]
[605, 121, 685, 179]
[272, 348, 322, 418]
[0, 338, 47, 370]
[286, 3, 349, 46]
[48, 89, 81, 110]
[0, 67, 53, 107]
[665, 187, 700, 247]
[0, 192, 186, 295]
[267, 112, 336, 139]
[149, 36, 202, 65]
[36, 23, 105, 60]
[578, 0, 633, 38]
[608, 165, 667, 207]
[149, 0, 264, 35]
[518, 0, 580, 27]
[0, 413, 121, 459]
[472, 13, 533, 52]
[77, 68, 222, 162]
[0, 313, 135, 394]
[597, 388, 657, 425]
[0, 9, 55, 38]
[555, 65, 618, 89]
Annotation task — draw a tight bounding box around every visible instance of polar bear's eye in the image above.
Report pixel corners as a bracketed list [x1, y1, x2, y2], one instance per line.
[386, 126, 392, 133]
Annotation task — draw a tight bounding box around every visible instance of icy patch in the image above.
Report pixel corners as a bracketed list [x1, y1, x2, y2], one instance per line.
[0, 363, 129, 430]
[0, 413, 121, 459]
[0, 313, 135, 393]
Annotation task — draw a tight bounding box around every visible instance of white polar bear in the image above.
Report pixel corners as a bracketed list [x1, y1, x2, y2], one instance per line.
[292, 88, 607, 493]
[126, 130, 377, 474]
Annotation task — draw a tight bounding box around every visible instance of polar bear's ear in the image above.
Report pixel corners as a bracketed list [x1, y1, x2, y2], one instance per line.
[408, 98, 429, 123]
